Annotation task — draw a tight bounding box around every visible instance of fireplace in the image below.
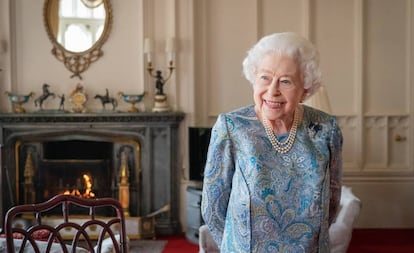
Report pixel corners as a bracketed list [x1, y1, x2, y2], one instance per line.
[41, 139, 114, 199]
[18, 138, 139, 216]
[0, 112, 184, 235]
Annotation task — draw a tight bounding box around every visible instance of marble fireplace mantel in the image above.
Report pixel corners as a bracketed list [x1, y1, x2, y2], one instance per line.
[0, 111, 185, 123]
[0, 111, 185, 236]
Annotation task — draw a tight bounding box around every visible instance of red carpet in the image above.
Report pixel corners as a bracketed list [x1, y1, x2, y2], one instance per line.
[160, 229, 414, 253]
[347, 228, 414, 253]
[160, 234, 199, 253]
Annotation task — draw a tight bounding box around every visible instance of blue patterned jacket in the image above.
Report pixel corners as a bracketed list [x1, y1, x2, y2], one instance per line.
[201, 105, 343, 253]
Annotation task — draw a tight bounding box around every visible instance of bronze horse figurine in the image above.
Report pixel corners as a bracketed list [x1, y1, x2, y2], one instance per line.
[34, 83, 56, 110]
[94, 88, 118, 110]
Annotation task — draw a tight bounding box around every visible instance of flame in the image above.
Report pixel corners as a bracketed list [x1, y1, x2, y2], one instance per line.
[63, 174, 95, 198]
[83, 174, 95, 198]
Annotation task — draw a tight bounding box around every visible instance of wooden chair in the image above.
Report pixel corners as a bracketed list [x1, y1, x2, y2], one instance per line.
[4, 194, 128, 253]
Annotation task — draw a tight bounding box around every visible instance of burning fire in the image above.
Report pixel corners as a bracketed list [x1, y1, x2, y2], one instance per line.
[63, 174, 96, 198]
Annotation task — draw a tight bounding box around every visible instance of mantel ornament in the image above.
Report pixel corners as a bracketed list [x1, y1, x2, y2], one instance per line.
[144, 37, 175, 112]
[94, 88, 118, 111]
[34, 83, 56, 110]
[118, 91, 146, 112]
[4, 91, 34, 113]
[70, 83, 88, 113]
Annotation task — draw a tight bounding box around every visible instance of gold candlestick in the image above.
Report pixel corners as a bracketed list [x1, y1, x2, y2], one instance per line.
[24, 149, 36, 203]
[118, 150, 130, 216]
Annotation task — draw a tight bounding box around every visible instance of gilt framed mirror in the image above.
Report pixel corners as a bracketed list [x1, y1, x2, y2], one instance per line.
[43, 0, 112, 79]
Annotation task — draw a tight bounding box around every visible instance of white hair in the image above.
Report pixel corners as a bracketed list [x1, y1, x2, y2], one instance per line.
[242, 32, 321, 100]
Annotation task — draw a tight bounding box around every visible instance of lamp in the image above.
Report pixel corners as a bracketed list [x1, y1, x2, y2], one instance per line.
[304, 85, 332, 113]
[144, 37, 175, 112]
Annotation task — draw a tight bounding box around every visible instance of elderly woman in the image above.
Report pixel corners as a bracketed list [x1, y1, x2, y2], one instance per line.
[201, 32, 343, 252]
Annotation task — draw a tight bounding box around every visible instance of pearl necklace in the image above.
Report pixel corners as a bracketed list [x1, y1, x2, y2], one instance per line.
[262, 106, 302, 154]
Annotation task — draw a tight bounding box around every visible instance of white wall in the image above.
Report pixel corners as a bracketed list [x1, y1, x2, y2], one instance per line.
[1, 0, 414, 229]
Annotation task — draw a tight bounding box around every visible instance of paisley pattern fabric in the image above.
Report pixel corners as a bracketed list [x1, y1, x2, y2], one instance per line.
[201, 104, 343, 253]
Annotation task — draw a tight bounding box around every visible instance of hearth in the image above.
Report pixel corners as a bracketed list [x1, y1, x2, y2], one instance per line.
[0, 112, 184, 235]
[18, 138, 136, 216]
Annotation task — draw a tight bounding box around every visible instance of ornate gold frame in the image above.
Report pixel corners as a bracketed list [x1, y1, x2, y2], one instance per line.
[43, 0, 113, 79]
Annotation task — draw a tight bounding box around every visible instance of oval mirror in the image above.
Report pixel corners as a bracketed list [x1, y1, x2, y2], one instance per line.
[43, 0, 112, 79]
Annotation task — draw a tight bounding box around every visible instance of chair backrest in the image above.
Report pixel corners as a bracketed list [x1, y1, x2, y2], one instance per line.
[4, 194, 128, 253]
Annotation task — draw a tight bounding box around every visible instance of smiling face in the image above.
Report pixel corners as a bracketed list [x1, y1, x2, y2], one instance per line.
[253, 53, 306, 130]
